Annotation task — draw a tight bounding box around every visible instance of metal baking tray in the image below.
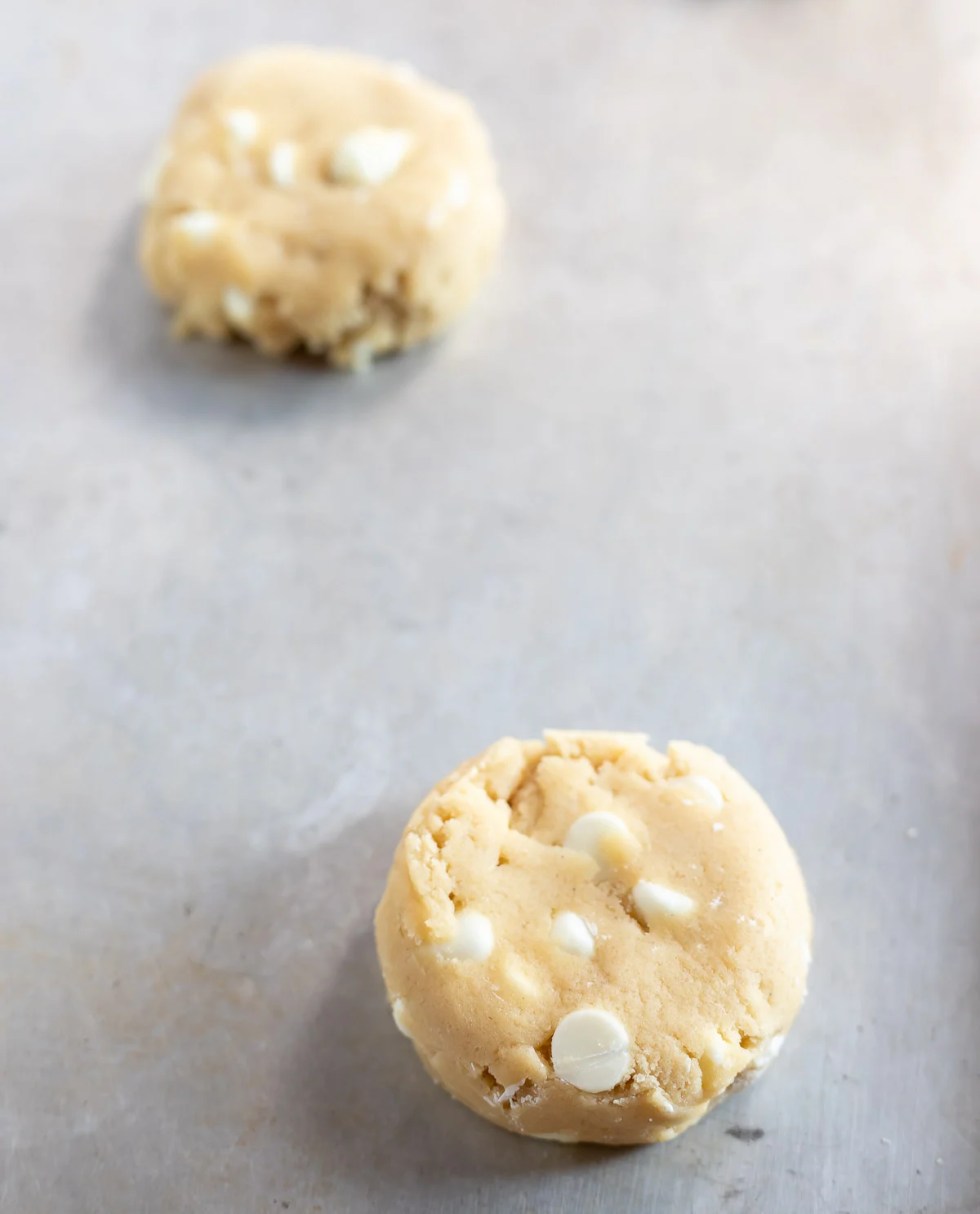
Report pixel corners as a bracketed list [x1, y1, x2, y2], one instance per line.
[2, 1, 976, 1211]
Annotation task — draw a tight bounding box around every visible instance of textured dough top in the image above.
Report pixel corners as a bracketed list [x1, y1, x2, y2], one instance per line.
[375, 731, 812, 1144]
[139, 47, 505, 364]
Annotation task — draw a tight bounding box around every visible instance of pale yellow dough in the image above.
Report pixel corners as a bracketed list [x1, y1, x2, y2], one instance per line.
[139, 48, 505, 367]
[375, 731, 812, 1146]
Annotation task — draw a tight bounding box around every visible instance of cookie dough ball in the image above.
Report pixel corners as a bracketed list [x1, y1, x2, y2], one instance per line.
[139, 47, 505, 367]
[375, 731, 812, 1146]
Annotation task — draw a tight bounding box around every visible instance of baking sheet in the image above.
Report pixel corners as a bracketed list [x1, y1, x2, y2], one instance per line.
[2, 2, 978, 1211]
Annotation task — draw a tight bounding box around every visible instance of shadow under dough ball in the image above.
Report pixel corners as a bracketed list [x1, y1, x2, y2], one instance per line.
[375, 730, 812, 1146]
[139, 47, 505, 368]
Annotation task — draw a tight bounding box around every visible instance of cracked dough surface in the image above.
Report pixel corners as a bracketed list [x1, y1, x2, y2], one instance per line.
[375, 731, 812, 1146]
[139, 47, 505, 367]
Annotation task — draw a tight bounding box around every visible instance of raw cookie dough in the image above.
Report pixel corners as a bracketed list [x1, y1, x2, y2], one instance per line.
[375, 731, 812, 1146]
[139, 47, 505, 367]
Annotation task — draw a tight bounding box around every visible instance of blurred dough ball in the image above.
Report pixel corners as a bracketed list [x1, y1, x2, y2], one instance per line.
[139, 47, 505, 368]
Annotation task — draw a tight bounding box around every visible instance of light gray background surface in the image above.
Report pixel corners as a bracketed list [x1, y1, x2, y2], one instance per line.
[2, 1, 979, 1211]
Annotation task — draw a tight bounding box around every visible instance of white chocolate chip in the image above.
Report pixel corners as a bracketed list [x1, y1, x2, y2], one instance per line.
[700, 1031, 738, 1093]
[221, 286, 254, 329]
[446, 169, 472, 210]
[173, 210, 220, 242]
[670, 775, 724, 811]
[709, 894, 723, 909]
[706, 1037, 729, 1066]
[425, 205, 448, 232]
[632, 880, 696, 924]
[390, 60, 419, 83]
[426, 169, 473, 230]
[224, 107, 259, 147]
[551, 1008, 631, 1093]
[267, 141, 299, 188]
[391, 997, 412, 1038]
[748, 1033, 784, 1072]
[436, 908, 494, 961]
[331, 126, 414, 187]
[712, 821, 725, 833]
[563, 811, 634, 878]
[550, 912, 598, 958]
[139, 143, 171, 202]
